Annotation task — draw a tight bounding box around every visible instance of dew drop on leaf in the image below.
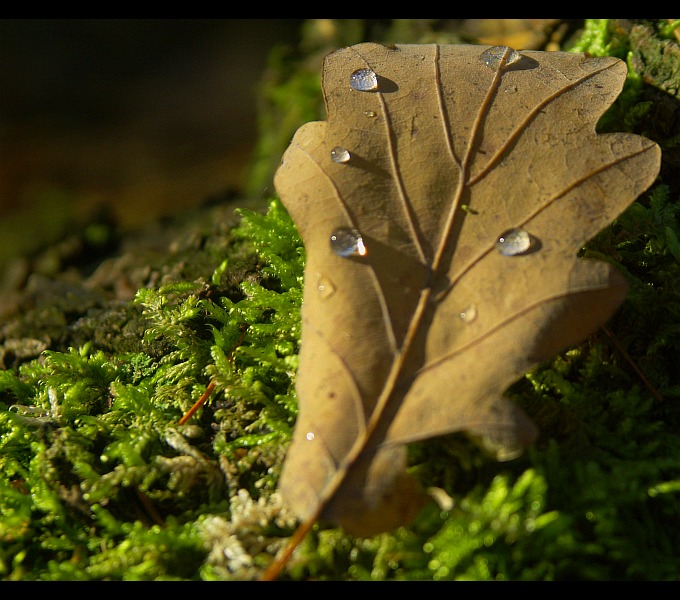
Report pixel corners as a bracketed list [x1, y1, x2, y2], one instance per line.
[331, 146, 351, 163]
[330, 227, 367, 257]
[316, 274, 336, 299]
[496, 228, 532, 256]
[350, 68, 379, 91]
[480, 45, 521, 69]
[459, 304, 477, 323]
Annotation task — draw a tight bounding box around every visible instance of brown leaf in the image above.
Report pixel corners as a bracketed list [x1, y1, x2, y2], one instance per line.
[273, 43, 661, 536]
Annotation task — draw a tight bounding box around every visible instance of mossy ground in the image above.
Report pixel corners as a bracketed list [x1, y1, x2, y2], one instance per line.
[1, 19, 680, 580]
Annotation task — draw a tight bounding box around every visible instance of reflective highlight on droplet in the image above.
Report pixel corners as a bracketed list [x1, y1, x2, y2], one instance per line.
[330, 228, 367, 258]
[306, 432, 315, 441]
[480, 46, 521, 69]
[496, 228, 532, 256]
[350, 68, 378, 91]
[330, 146, 351, 163]
[459, 304, 477, 323]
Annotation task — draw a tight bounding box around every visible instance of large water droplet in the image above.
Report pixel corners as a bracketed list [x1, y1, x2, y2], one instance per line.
[350, 68, 378, 92]
[330, 146, 351, 163]
[330, 228, 367, 257]
[496, 228, 532, 256]
[459, 304, 477, 323]
[480, 46, 521, 70]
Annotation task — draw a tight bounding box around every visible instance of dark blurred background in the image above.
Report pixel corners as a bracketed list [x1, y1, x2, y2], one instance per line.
[0, 19, 303, 268]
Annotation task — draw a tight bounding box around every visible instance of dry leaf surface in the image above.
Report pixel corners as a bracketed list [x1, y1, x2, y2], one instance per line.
[273, 43, 661, 535]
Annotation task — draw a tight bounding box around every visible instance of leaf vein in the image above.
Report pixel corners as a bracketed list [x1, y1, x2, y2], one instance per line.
[468, 59, 621, 186]
[291, 139, 399, 353]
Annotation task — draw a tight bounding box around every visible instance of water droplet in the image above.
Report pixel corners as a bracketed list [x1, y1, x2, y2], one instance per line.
[496, 228, 532, 256]
[306, 432, 315, 441]
[480, 46, 521, 70]
[330, 228, 367, 258]
[459, 304, 477, 323]
[364, 110, 376, 118]
[350, 68, 378, 92]
[316, 274, 336, 300]
[330, 146, 351, 163]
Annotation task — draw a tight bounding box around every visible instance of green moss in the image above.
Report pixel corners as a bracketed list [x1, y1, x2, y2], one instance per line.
[2, 19, 680, 580]
[0, 200, 303, 579]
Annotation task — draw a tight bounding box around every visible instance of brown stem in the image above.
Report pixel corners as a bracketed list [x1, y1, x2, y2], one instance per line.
[603, 325, 663, 402]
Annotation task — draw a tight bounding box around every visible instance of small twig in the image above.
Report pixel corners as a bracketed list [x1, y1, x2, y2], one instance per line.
[133, 486, 166, 527]
[602, 325, 664, 402]
[178, 325, 248, 425]
[178, 380, 216, 426]
[260, 515, 317, 581]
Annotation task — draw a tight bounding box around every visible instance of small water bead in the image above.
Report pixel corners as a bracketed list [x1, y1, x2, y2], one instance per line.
[349, 68, 379, 92]
[364, 110, 377, 117]
[306, 432, 315, 441]
[459, 304, 477, 323]
[330, 146, 351, 164]
[496, 228, 532, 256]
[316, 274, 336, 300]
[480, 45, 522, 70]
[330, 227, 367, 258]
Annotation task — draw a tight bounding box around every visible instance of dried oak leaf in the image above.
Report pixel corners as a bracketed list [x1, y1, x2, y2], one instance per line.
[273, 43, 661, 536]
